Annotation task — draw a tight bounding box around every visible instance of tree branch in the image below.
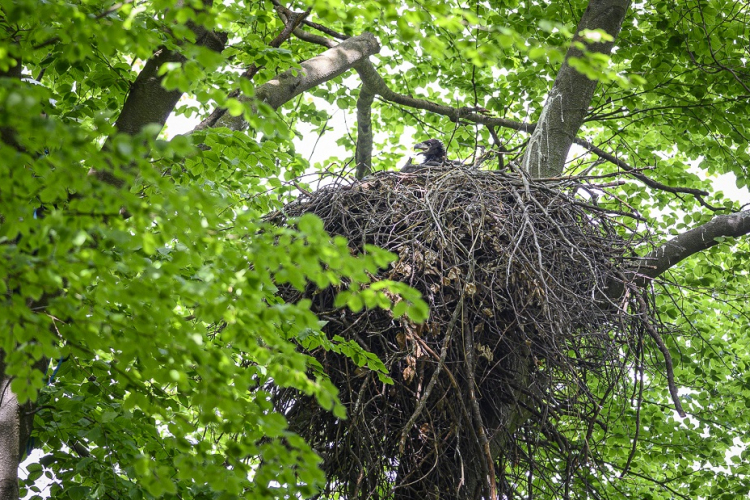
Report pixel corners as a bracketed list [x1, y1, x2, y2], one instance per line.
[352, 59, 533, 133]
[285, 24, 338, 49]
[355, 83, 375, 179]
[195, 7, 310, 131]
[572, 137, 711, 200]
[114, 17, 227, 135]
[605, 210, 750, 300]
[521, 0, 629, 178]
[213, 32, 380, 131]
[643, 210, 750, 280]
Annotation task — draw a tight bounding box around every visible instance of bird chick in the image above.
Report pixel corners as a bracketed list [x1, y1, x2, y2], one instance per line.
[402, 139, 449, 172]
[413, 138, 447, 164]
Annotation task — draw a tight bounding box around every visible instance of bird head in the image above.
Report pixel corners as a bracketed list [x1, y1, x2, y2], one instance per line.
[414, 139, 446, 163]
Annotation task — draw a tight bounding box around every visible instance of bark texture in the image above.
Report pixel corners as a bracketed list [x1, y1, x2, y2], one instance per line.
[0, 354, 46, 500]
[355, 83, 375, 179]
[644, 210, 750, 280]
[215, 32, 381, 131]
[0, 372, 21, 500]
[521, 0, 629, 179]
[114, 24, 226, 136]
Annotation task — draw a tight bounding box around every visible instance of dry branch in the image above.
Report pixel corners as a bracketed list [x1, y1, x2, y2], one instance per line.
[269, 167, 675, 499]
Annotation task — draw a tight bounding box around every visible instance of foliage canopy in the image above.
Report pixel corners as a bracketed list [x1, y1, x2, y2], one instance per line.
[1, 0, 749, 499]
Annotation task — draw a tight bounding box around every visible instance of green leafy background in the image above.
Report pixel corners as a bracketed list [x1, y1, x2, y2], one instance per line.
[1, 0, 749, 498]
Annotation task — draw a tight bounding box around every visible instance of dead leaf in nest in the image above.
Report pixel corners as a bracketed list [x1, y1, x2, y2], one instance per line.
[416, 322, 439, 338]
[482, 308, 494, 317]
[429, 282, 441, 293]
[424, 249, 438, 264]
[393, 260, 413, 276]
[403, 356, 416, 383]
[414, 343, 424, 358]
[402, 366, 415, 383]
[419, 423, 431, 440]
[474, 322, 484, 333]
[424, 264, 440, 276]
[447, 268, 460, 281]
[477, 344, 493, 362]
[413, 250, 424, 266]
[464, 283, 477, 296]
[396, 331, 406, 349]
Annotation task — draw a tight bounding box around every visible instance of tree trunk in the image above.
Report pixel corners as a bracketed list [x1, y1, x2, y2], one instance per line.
[521, 0, 629, 179]
[0, 373, 22, 500]
[0, 353, 46, 500]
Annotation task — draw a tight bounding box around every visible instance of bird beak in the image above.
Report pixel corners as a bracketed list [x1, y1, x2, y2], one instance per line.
[414, 142, 428, 151]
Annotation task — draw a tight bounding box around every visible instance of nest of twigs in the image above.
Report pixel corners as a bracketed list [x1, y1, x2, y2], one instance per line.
[270, 166, 674, 499]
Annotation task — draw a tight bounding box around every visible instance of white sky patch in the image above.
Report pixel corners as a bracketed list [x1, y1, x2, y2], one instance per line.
[705, 171, 750, 204]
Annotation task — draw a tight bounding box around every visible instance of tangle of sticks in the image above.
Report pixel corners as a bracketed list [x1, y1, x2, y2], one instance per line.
[270, 166, 675, 499]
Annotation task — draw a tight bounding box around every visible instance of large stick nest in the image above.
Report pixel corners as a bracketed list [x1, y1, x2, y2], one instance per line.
[270, 167, 669, 499]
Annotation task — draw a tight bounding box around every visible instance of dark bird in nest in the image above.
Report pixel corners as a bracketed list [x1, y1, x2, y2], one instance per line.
[414, 138, 446, 164]
[402, 138, 460, 172]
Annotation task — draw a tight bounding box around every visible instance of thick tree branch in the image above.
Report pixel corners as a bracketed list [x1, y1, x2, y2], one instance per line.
[213, 32, 380, 131]
[521, 0, 629, 178]
[606, 210, 750, 300]
[643, 210, 750, 280]
[114, 18, 226, 135]
[195, 8, 310, 131]
[113, 48, 186, 135]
